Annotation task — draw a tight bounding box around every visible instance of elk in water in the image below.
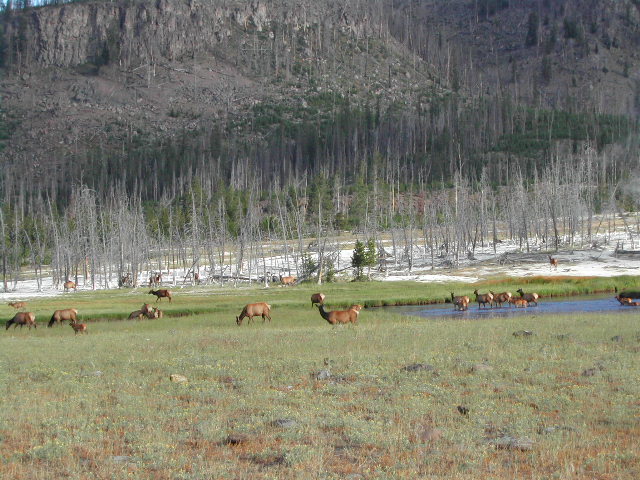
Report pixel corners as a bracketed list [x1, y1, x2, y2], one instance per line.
[473, 290, 494, 309]
[450, 292, 470, 311]
[516, 288, 539, 306]
[48, 308, 79, 327]
[490, 291, 512, 308]
[236, 303, 272, 325]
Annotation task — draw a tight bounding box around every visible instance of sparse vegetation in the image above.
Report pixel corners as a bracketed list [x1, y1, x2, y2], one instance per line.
[1, 282, 639, 478]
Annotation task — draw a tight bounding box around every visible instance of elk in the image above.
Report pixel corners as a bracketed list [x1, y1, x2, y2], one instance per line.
[311, 293, 326, 307]
[7, 301, 27, 310]
[616, 295, 639, 306]
[490, 291, 512, 308]
[473, 290, 494, 309]
[48, 308, 78, 327]
[548, 255, 558, 270]
[63, 280, 77, 292]
[69, 319, 88, 335]
[516, 288, 539, 306]
[510, 297, 528, 308]
[6, 312, 37, 330]
[317, 304, 362, 325]
[151, 307, 163, 319]
[280, 275, 296, 286]
[149, 289, 172, 302]
[128, 309, 145, 320]
[236, 302, 272, 325]
[450, 292, 470, 311]
[149, 273, 162, 287]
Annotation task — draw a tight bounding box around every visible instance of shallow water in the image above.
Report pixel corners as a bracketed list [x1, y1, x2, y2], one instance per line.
[379, 294, 640, 319]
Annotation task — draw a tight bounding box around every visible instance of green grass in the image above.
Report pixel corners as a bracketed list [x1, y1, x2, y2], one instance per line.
[1, 278, 640, 478]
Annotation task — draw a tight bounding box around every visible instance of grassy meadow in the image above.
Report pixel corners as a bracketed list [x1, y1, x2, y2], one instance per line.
[1, 278, 640, 479]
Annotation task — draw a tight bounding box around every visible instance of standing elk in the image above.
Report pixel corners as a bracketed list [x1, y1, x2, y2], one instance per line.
[317, 304, 362, 325]
[236, 303, 272, 325]
[516, 288, 539, 306]
[69, 319, 88, 335]
[548, 255, 558, 270]
[450, 292, 470, 311]
[510, 297, 529, 308]
[311, 293, 326, 307]
[48, 308, 78, 327]
[63, 281, 77, 292]
[6, 312, 37, 330]
[149, 289, 172, 302]
[490, 291, 512, 308]
[473, 290, 494, 309]
[7, 301, 27, 310]
[280, 275, 296, 286]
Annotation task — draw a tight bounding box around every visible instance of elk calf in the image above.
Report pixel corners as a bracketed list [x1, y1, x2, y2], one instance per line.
[69, 320, 88, 335]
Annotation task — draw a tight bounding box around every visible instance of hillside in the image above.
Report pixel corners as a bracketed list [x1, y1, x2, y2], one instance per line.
[0, 0, 639, 206]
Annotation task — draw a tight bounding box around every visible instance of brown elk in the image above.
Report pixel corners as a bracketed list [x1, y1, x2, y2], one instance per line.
[510, 297, 528, 308]
[473, 290, 494, 309]
[548, 255, 558, 270]
[490, 291, 512, 308]
[450, 292, 470, 311]
[236, 303, 272, 325]
[48, 308, 78, 327]
[6, 312, 37, 330]
[69, 319, 88, 335]
[149, 273, 163, 287]
[151, 307, 164, 319]
[516, 288, 539, 306]
[7, 301, 27, 310]
[149, 289, 172, 302]
[311, 293, 326, 307]
[317, 304, 362, 325]
[616, 295, 639, 306]
[128, 309, 145, 320]
[63, 280, 77, 292]
[280, 275, 296, 286]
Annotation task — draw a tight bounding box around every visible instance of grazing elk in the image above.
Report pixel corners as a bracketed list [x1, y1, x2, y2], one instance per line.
[7, 301, 27, 310]
[236, 302, 272, 325]
[473, 290, 494, 309]
[63, 280, 77, 292]
[48, 308, 78, 327]
[6, 312, 37, 330]
[548, 255, 558, 270]
[280, 275, 296, 286]
[450, 292, 470, 311]
[516, 288, 539, 306]
[311, 293, 326, 307]
[69, 319, 88, 335]
[317, 304, 362, 325]
[490, 291, 512, 308]
[149, 289, 172, 302]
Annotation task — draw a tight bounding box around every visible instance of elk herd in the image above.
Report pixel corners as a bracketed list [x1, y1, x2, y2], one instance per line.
[450, 288, 541, 310]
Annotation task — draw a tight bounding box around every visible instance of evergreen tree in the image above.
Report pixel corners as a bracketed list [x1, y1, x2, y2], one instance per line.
[351, 240, 367, 280]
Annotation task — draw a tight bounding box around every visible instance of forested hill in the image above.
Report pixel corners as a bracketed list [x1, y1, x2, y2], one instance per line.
[0, 0, 639, 212]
